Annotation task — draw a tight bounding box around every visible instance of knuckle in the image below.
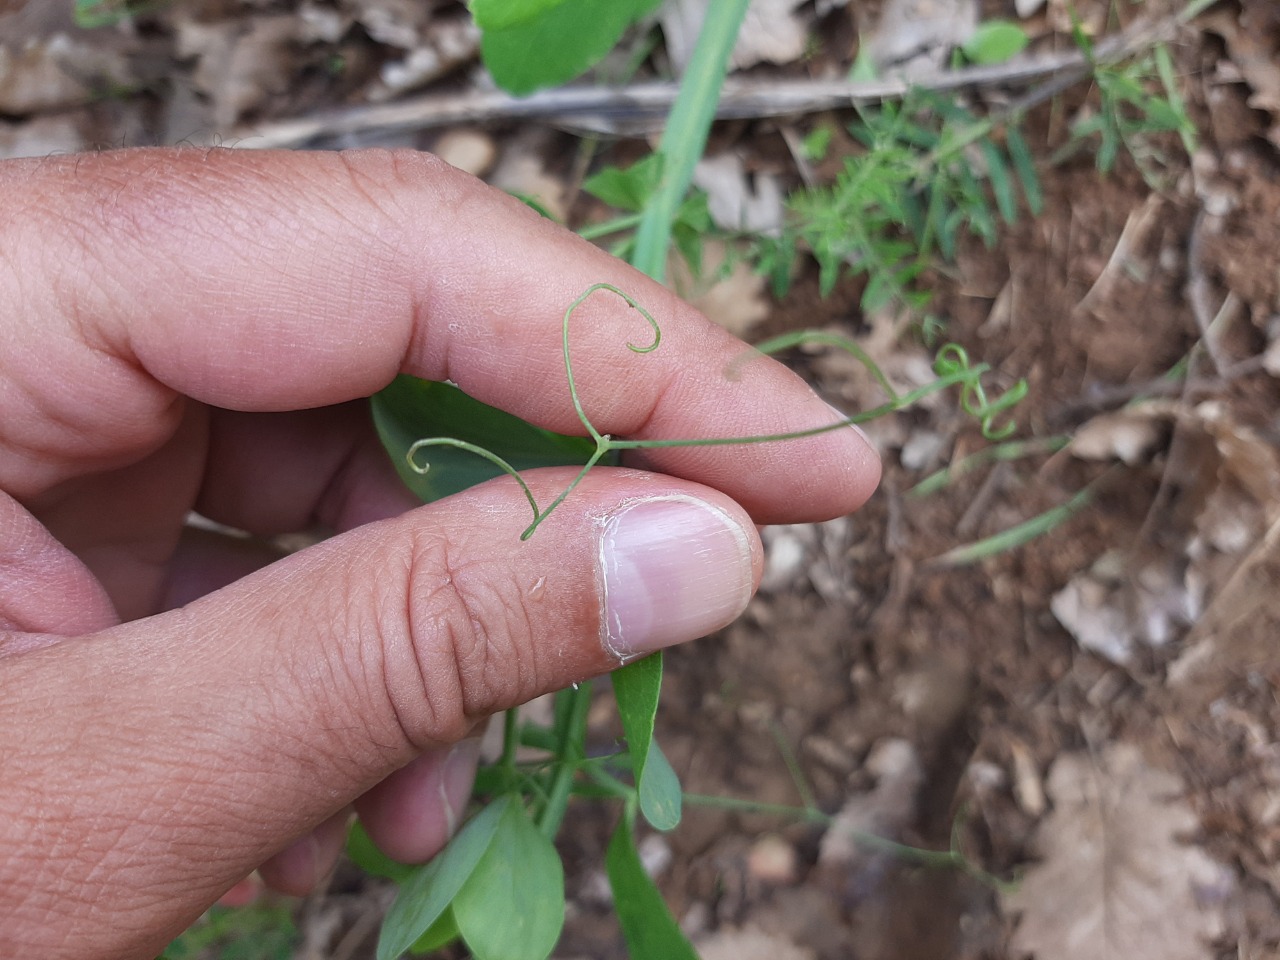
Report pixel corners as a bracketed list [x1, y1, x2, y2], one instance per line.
[380, 528, 543, 749]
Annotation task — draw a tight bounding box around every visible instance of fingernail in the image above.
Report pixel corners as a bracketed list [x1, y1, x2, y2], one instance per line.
[439, 738, 480, 837]
[600, 496, 754, 659]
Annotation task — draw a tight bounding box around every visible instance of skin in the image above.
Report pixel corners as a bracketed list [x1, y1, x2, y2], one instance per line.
[0, 148, 881, 959]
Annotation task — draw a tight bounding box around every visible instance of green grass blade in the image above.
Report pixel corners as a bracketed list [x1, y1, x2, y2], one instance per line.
[1004, 125, 1043, 216]
[907, 435, 1070, 498]
[930, 482, 1098, 567]
[606, 814, 699, 960]
[980, 138, 1017, 224]
[631, 0, 750, 281]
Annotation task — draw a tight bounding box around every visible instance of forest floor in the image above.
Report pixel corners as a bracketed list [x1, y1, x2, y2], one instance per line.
[3, 1, 1280, 958]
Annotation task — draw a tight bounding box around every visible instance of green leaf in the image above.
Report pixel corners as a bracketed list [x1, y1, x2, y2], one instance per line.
[478, 0, 663, 95]
[630, 0, 751, 281]
[409, 908, 460, 955]
[347, 820, 414, 884]
[638, 738, 682, 831]
[1005, 125, 1043, 215]
[161, 903, 297, 960]
[372, 377, 600, 504]
[452, 800, 565, 960]
[961, 20, 1029, 65]
[849, 40, 877, 81]
[800, 125, 833, 161]
[377, 797, 509, 960]
[469, 0, 565, 30]
[613, 654, 682, 830]
[979, 138, 1017, 224]
[605, 814, 699, 960]
[583, 155, 663, 212]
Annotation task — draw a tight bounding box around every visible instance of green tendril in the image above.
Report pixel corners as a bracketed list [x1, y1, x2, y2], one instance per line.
[933, 343, 1028, 440]
[407, 285, 1027, 537]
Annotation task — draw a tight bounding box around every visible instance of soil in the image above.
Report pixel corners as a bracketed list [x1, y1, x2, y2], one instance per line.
[5, 2, 1280, 959]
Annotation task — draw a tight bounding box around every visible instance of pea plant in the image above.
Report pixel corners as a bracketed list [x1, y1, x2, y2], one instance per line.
[369, 277, 1023, 960]
[360, 4, 1044, 958]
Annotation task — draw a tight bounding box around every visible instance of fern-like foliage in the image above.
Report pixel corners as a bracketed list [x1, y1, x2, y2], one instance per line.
[756, 91, 1042, 312]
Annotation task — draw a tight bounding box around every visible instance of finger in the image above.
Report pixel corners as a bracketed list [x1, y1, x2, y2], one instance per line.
[1, 467, 760, 959]
[160, 525, 286, 610]
[354, 739, 481, 864]
[0, 492, 117, 636]
[257, 809, 351, 898]
[194, 404, 421, 537]
[2, 148, 878, 522]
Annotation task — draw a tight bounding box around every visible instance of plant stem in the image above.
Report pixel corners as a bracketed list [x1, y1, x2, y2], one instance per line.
[631, 0, 751, 282]
[681, 793, 1009, 889]
[577, 212, 644, 241]
[538, 681, 593, 839]
[908, 434, 1071, 498]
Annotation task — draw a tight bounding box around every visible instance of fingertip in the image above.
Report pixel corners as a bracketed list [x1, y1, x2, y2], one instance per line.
[258, 810, 351, 898]
[354, 740, 480, 865]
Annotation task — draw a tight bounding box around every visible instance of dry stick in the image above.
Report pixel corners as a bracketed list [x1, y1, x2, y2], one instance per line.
[229, 16, 1183, 149]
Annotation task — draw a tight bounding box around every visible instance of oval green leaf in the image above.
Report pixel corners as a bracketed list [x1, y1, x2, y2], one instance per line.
[638, 737, 682, 831]
[377, 797, 510, 960]
[469, 0, 566, 31]
[347, 820, 414, 884]
[961, 20, 1029, 65]
[452, 800, 565, 960]
[373, 377, 599, 505]
[614, 653, 682, 831]
[479, 0, 663, 95]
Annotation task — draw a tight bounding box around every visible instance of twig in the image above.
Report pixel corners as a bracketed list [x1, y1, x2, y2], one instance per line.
[1073, 194, 1164, 319]
[228, 16, 1184, 149]
[1185, 210, 1242, 376]
[956, 460, 1011, 539]
[1052, 355, 1263, 422]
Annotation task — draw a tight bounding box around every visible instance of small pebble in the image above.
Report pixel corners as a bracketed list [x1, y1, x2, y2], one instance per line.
[747, 834, 799, 885]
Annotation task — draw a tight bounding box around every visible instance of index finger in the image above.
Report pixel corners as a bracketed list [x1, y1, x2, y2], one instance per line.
[0, 148, 878, 521]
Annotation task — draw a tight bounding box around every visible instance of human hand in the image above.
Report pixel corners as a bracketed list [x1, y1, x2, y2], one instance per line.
[0, 148, 879, 959]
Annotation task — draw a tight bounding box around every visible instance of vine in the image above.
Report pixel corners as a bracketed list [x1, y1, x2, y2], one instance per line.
[407, 282, 1027, 540]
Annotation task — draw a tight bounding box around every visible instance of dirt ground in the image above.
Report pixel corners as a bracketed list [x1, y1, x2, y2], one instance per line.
[5, 1, 1280, 959]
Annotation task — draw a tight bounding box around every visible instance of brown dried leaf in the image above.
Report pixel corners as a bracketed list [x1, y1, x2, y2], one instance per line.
[669, 240, 770, 340]
[176, 15, 301, 130]
[1204, 8, 1280, 149]
[867, 0, 977, 73]
[0, 33, 134, 114]
[661, 0, 812, 72]
[1003, 744, 1228, 960]
[697, 925, 816, 960]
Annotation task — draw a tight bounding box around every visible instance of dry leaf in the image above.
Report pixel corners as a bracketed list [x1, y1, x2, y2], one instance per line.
[867, 0, 977, 73]
[692, 152, 784, 234]
[1004, 744, 1229, 960]
[1204, 8, 1280, 149]
[1051, 552, 1202, 666]
[370, 14, 480, 101]
[668, 239, 770, 339]
[1069, 409, 1165, 466]
[1058, 402, 1280, 668]
[176, 15, 300, 129]
[0, 112, 85, 160]
[661, 0, 811, 72]
[0, 33, 134, 114]
[697, 925, 816, 960]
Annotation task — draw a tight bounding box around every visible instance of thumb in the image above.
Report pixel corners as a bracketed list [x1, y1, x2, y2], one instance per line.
[0, 467, 760, 960]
